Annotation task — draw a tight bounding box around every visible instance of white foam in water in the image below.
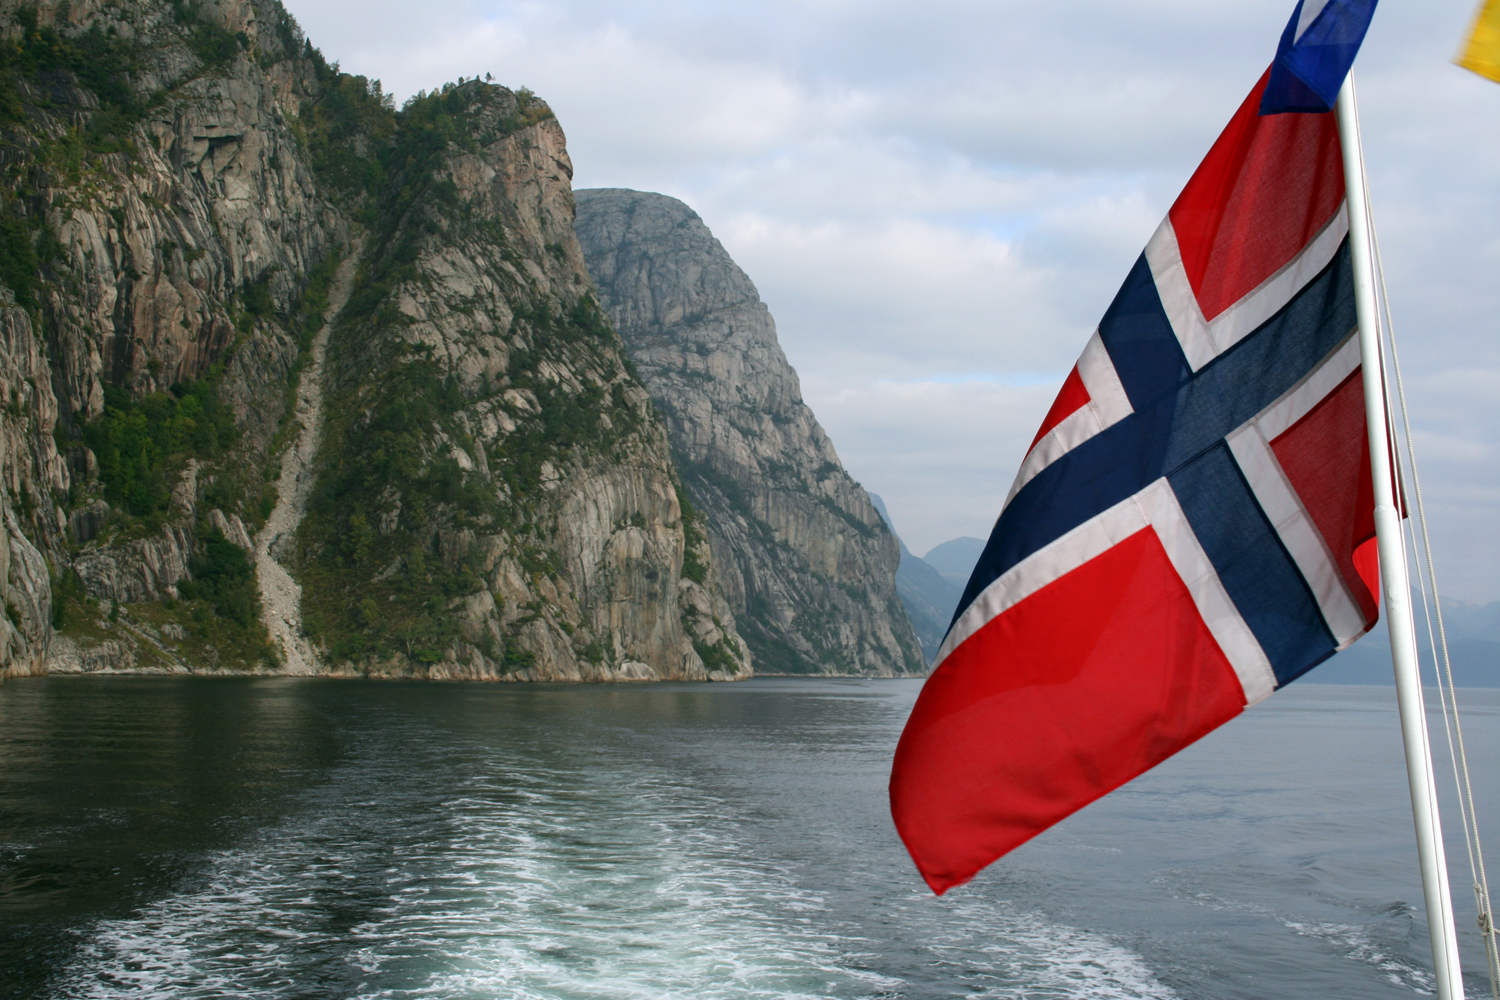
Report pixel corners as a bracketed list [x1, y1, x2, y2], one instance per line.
[1283, 921, 1436, 995]
[1151, 870, 1438, 996]
[51, 743, 1178, 1000]
[916, 894, 1179, 1000]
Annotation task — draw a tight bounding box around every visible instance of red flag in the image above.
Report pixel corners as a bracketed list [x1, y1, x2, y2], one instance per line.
[890, 70, 1378, 894]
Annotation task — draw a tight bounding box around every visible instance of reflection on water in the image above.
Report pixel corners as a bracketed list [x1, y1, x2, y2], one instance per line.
[2, 677, 1497, 999]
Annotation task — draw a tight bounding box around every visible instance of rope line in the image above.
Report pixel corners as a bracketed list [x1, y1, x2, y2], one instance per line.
[1366, 177, 1500, 1000]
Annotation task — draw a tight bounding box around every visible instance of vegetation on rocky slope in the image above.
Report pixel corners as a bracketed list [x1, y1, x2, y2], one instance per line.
[0, 0, 880, 681]
[0, 0, 343, 672]
[283, 77, 736, 677]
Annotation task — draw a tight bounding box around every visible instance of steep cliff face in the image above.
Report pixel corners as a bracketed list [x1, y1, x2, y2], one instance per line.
[290, 86, 747, 681]
[0, 292, 58, 675]
[0, 0, 340, 676]
[574, 189, 923, 676]
[0, 0, 748, 680]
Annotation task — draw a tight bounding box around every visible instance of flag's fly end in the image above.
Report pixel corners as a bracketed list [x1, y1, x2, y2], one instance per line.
[1261, 0, 1379, 114]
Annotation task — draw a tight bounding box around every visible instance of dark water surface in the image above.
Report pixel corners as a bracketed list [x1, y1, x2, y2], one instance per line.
[2, 676, 1498, 999]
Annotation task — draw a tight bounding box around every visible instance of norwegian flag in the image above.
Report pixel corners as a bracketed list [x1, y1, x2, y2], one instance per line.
[889, 69, 1380, 895]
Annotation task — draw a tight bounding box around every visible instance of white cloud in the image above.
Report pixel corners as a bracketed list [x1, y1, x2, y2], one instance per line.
[282, 0, 1500, 601]
[712, 210, 1074, 376]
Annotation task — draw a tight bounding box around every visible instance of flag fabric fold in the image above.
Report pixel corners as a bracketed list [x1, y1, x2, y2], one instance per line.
[1458, 0, 1500, 83]
[1261, 0, 1379, 114]
[889, 69, 1380, 896]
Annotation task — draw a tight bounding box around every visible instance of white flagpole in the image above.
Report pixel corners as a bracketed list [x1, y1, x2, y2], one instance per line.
[1337, 73, 1467, 1000]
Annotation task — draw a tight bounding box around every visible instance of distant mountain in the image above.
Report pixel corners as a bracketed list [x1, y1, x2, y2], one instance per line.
[868, 496, 961, 663]
[895, 553, 963, 664]
[875, 518, 990, 666]
[923, 537, 987, 591]
[1433, 600, 1500, 644]
[1305, 603, 1500, 687]
[576, 191, 923, 676]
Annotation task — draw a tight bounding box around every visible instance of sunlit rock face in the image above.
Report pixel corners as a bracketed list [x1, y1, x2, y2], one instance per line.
[1, 0, 749, 681]
[575, 189, 924, 677]
[290, 85, 748, 683]
[0, 0, 337, 676]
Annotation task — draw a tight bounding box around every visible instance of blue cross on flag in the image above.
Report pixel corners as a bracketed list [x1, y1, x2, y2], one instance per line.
[891, 0, 1384, 894]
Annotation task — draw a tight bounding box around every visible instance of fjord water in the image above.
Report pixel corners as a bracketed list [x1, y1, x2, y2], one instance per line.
[2, 678, 1498, 1000]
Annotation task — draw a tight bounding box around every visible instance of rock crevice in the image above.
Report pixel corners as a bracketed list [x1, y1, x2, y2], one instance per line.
[254, 239, 362, 674]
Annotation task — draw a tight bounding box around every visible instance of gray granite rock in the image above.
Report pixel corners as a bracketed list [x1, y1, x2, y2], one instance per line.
[575, 189, 924, 676]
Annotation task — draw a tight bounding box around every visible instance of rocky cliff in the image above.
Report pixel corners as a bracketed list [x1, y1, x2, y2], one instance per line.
[288, 85, 748, 681]
[0, 0, 341, 677]
[0, 0, 748, 681]
[574, 189, 923, 676]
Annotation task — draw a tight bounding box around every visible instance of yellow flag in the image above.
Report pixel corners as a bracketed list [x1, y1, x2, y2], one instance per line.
[1458, 0, 1500, 83]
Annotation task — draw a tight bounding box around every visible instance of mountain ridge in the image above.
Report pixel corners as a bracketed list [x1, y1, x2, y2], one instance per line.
[868, 493, 970, 663]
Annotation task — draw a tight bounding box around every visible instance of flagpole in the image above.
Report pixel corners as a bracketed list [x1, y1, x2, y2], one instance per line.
[1337, 73, 1467, 1000]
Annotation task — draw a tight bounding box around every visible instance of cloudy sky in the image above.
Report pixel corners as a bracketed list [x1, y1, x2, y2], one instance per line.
[283, 0, 1500, 601]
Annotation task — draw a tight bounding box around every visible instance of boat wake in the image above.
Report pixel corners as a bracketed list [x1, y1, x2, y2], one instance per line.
[48, 729, 1177, 1000]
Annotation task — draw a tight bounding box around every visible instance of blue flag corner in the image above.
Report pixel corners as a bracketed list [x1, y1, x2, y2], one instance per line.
[1261, 0, 1379, 115]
